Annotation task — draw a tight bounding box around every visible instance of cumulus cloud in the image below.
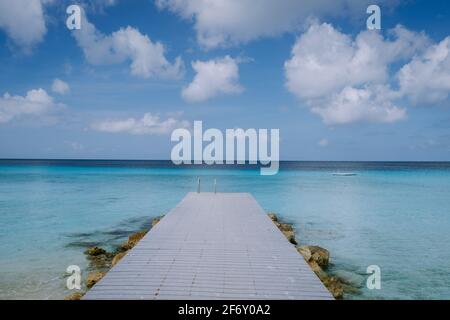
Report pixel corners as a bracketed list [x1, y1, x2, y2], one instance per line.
[312, 86, 406, 125]
[0, 0, 120, 51]
[182, 56, 243, 102]
[0, 88, 62, 123]
[398, 37, 450, 104]
[155, 0, 398, 49]
[0, 0, 48, 50]
[51, 78, 70, 95]
[284, 23, 433, 125]
[92, 112, 190, 135]
[72, 10, 184, 79]
[285, 23, 429, 100]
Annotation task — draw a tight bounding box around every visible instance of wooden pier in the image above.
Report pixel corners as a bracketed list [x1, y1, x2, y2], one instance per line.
[84, 192, 333, 300]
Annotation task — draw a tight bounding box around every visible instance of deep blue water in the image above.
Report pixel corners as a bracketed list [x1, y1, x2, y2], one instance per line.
[0, 160, 449, 299]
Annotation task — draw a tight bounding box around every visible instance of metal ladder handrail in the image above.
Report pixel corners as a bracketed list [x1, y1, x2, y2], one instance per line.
[196, 178, 217, 194]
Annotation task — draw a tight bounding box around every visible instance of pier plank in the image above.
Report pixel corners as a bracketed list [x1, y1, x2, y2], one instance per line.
[84, 192, 333, 300]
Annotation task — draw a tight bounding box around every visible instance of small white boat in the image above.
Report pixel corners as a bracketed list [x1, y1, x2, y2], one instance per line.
[332, 172, 357, 176]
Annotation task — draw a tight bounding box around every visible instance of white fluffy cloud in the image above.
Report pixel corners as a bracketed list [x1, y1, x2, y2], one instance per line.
[0, 0, 48, 50]
[0, 88, 61, 123]
[0, 0, 120, 51]
[311, 86, 406, 125]
[92, 113, 190, 135]
[73, 11, 184, 79]
[284, 23, 436, 125]
[155, 0, 398, 49]
[285, 24, 429, 100]
[182, 56, 243, 102]
[398, 37, 450, 104]
[51, 78, 70, 95]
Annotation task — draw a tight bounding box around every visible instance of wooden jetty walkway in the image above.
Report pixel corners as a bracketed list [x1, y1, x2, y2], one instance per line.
[84, 192, 333, 300]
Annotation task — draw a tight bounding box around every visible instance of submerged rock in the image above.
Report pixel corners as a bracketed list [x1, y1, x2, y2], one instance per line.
[129, 230, 147, 244]
[282, 230, 298, 245]
[84, 245, 114, 271]
[308, 260, 328, 281]
[151, 216, 163, 227]
[297, 245, 348, 299]
[322, 276, 344, 299]
[86, 272, 105, 288]
[111, 251, 127, 267]
[277, 222, 293, 232]
[302, 257, 344, 299]
[310, 246, 330, 268]
[121, 231, 147, 251]
[298, 245, 329, 268]
[297, 246, 312, 261]
[332, 270, 365, 288]
[84, 246, 106, 256]
[80, 215, 165, 296]
[267, 212, 357, 299]
[64, 292, 84, 300]
[268, 213, 298, 245]
[87, 252, 113, 271]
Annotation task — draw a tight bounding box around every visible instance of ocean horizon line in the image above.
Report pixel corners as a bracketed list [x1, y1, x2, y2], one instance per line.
[2, 159, 450, 172]
[1, 158, 450, 163]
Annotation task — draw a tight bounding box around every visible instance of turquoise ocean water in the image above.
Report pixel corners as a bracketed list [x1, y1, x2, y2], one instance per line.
[0, 160, 449, 299]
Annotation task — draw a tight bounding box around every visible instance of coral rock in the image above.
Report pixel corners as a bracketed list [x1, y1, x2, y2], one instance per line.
[121, 231, 147, 251]
[282, 230, 297, 245]
[322, 276, 344, 299]
[64, 292, 84, 300]
[152, 216, 162, 227]
[84, 246, 106, 256]
[297, 245, 329, 268]
[86, 272, 105, 288]
[111, 251, 127, 267]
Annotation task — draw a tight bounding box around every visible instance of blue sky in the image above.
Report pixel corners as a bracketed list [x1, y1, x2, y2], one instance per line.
[0, 0, 449, 161]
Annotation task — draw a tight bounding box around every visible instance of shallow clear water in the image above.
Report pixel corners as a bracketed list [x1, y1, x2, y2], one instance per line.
[0, 160, 449, 299]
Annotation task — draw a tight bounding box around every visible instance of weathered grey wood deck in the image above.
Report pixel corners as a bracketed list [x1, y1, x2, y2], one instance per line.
[84, 192, 333, 300]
